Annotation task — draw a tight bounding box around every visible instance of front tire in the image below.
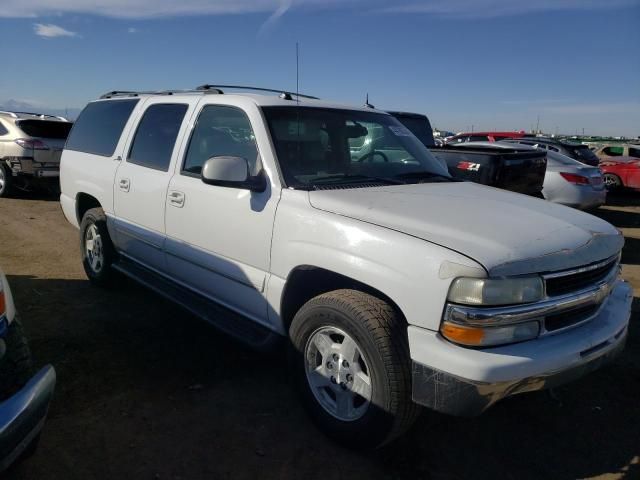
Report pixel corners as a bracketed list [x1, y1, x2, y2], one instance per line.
[0, 318, 33, 400]
[80, 207, 117, 287]
[289, 289, 420, 449]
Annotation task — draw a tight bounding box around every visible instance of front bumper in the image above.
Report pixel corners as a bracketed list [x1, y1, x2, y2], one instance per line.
[0, 365, 56, 472]
[410, 279, 633, 416]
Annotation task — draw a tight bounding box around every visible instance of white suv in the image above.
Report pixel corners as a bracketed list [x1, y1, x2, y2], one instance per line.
[59, 86, 633, 447]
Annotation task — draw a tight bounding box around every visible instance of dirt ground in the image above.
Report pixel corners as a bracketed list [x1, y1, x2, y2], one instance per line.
[1, 191, 639, 480]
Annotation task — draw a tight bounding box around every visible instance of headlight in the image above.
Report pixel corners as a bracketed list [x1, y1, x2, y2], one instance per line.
[447, 277, 544, 306]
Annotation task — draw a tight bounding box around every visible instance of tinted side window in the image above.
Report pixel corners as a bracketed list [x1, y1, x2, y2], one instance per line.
[128, 104, 188, 172]
[468, 135, 489, 142]
[0, 121, 8, 136]
[66, 99, 138, 156]
[183, 106, 259, 175]
[603, 146, 624, 156]
[629, 147, 640, 158]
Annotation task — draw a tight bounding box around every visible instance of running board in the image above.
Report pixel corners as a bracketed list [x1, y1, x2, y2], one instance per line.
[112, 258, 280, 351]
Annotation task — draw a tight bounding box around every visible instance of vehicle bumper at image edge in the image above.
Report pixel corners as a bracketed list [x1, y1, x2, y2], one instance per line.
[0, 365, 56, 472]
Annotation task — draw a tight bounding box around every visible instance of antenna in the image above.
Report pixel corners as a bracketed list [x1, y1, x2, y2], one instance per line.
[364, 93, 375, 109]
[296, 42, 300, 105]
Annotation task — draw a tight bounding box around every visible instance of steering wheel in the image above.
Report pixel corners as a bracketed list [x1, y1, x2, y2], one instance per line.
[356, 150, 389, 163]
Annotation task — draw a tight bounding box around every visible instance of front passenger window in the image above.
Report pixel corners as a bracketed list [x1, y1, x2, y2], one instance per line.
[183, 106, 259, 175]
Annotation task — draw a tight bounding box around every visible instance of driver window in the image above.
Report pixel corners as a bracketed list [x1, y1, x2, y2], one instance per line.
[183, 105, 260, 175]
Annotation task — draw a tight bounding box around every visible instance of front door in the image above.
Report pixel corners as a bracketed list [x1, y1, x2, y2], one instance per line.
[165, 103, 279, 324]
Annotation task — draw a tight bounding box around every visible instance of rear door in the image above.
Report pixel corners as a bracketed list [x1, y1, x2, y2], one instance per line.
[112, 99, 193, 273]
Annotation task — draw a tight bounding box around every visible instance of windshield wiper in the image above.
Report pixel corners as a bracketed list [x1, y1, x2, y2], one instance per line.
[311, 174, 405, 185]
[393, 171, 457, 183]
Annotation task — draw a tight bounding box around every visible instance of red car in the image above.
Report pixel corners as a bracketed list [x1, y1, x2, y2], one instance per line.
[599, 156, 640, 190]
[446, 131, 526, 144]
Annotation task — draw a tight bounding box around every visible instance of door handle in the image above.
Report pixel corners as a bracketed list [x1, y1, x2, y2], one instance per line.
[119, 178, 130, 192]
[168, 190, 185, 208]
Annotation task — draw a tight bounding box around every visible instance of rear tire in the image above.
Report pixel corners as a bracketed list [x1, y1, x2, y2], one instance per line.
[80, 207, 118, 287]
[0, 164, 14, 198]
[603, 173, 623, 190]
[289, 289, 420, 449]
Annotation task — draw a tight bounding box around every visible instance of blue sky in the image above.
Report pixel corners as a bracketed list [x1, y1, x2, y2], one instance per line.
[0, 0, 638, 136]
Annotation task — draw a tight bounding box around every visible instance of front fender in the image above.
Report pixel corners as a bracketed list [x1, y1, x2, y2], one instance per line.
[268, 190, 485, 331]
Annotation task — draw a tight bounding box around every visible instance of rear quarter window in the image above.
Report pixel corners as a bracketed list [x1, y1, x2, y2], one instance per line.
[65, 99, 139, 157]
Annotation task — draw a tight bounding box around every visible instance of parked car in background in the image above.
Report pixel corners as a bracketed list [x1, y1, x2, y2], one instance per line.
[593, 144, 640, 161]
[0, 111, 73, 197]
[462, 142, 606, 209]
[599, 157, 640, 190]
[501, 137, 600, 166]
[0, 267, 56, 473]
[60, 86, 632, 448]
[389, 112, 546, 196]
[445, 131, 526, 144]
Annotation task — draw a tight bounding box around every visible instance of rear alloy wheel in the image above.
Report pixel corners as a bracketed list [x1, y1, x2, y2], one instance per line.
[603, 173, 622, 190]
[80, 208, 117, 287]
[0, 164, 13, 198]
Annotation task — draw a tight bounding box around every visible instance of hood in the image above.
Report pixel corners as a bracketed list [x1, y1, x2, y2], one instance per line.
[309, 182, 623, 276]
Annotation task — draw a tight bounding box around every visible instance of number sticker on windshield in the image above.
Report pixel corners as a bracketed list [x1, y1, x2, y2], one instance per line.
[389, 126, 412, 137]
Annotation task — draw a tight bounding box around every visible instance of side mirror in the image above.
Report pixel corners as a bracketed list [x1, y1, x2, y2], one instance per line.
[201, 156, 266, 192]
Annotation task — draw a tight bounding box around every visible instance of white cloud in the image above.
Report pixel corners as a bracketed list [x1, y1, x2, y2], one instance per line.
[33, 23, 78, 38]
[380, 0, 638, 18]
[258, 0, 292, 37]
[3, 0, 633, 19]
[0, 0, 339, 19]
[127, 27, 138, 33]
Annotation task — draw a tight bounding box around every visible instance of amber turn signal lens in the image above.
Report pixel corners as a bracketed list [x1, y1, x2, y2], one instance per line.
[441, 322, 485, 346]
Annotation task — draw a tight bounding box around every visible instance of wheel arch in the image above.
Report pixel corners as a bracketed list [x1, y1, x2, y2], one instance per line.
[280, 265, 405, 333]
[76, 192, 102, 225]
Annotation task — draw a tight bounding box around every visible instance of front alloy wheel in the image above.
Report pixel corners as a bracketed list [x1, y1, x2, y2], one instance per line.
[289, 289, 420, 448]
[305, 326, 372, 421]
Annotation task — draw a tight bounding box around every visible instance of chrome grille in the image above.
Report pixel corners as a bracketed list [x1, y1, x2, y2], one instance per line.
[544, 256, 619, 298]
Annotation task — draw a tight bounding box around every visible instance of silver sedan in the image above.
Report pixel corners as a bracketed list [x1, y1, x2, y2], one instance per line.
[541, 149, 606, 209]
[455, 141, 606, 209]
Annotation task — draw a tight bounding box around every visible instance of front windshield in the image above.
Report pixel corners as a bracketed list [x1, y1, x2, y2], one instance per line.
[262, 107, 451, 189]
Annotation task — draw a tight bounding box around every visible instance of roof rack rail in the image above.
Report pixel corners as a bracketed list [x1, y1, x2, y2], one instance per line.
[195, 84, 319, 100]
[99, 85, 320, 101]
[100, 89, 219, 99]
[0, 110, 69, 121]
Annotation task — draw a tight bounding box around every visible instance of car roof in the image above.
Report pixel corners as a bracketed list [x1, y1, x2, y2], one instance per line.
[92, 89, 386, 114]
[451, 131, 525, 137]
[455, 141, 537, 150]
